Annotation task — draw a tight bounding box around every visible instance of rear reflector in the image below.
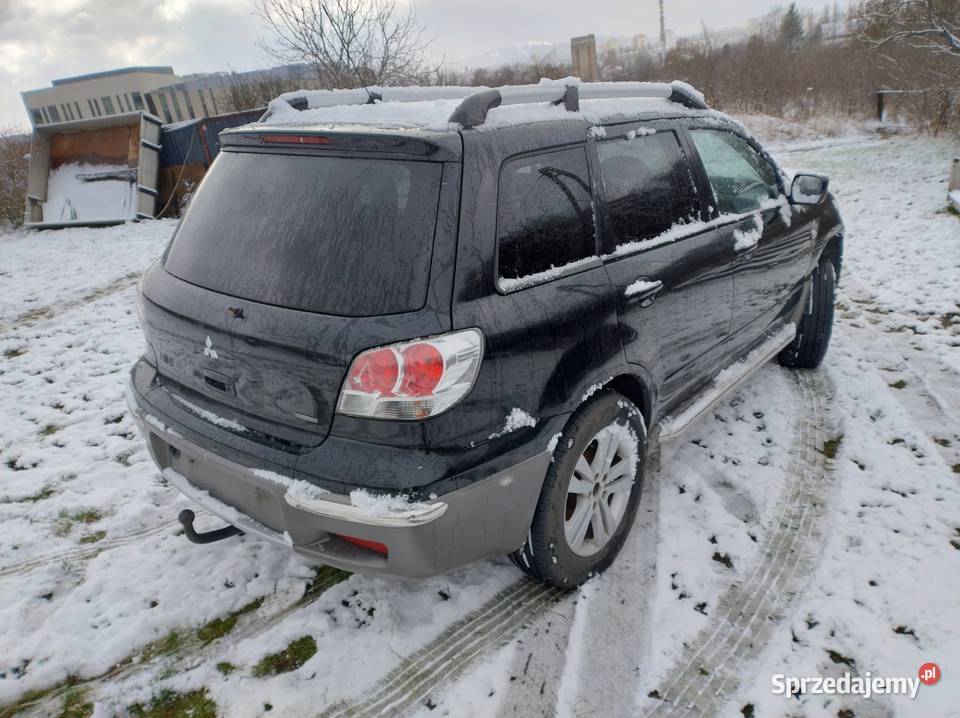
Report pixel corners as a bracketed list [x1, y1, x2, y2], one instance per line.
[259, 134, 331, 145]
[336, 329, 483, 421]
[337, 534, 388, 556]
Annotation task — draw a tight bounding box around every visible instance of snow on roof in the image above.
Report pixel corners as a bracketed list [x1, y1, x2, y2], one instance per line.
[259, 78, 726, 133]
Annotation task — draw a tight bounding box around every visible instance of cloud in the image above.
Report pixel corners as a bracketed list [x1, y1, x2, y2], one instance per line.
[0, 0, 265, 128]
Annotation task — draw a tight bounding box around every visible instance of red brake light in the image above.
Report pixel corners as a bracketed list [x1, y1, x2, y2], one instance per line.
[399, 343, 444, 396]
[259, 134, 331, 145]
[347, 347, 399, 395]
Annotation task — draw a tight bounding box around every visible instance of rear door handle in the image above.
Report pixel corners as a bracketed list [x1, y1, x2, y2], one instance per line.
[624, 278, 664, 307]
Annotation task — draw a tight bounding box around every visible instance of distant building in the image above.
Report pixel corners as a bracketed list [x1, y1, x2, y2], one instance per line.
[21, 67, 178, 127]
[571, 35, 599, 82]
[21, 64, 311, 128]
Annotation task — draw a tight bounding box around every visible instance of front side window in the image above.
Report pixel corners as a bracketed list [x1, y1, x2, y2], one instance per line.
[31, 109, 44, 125]
[131, 92, 144, 110]
[46, 105, 61, 122]
[497, 146, 596, 288]
[101, 96, 115, 114]
[596, 130, 701, 252]
[690, 129, 778, 214]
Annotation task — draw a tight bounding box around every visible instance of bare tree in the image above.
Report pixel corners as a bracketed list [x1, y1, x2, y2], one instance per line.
[255, 0, 436, 89]
[861, 0, 960, 56]
[0, 127, 30, 228]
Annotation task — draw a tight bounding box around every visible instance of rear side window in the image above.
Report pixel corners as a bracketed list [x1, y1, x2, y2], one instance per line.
[164, 151, 442, 316]
[596, 130, 701, 252]
[689, 129, 778, 214]
[497, 147, 596, 289]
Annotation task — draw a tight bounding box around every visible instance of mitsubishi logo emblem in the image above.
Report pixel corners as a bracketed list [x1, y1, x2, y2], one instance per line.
[203, 336, 218, 359]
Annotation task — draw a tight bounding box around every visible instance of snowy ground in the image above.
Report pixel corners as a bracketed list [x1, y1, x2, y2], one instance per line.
[1, 126, 958, 718]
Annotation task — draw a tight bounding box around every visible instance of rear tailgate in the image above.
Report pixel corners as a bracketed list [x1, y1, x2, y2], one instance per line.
[141, 130, 461, 450]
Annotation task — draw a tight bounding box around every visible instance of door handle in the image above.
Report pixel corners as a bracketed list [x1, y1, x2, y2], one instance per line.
[624, 278, 664, 307]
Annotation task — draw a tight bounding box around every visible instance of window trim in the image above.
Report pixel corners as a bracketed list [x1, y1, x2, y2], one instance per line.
[493, 141, 602, 295]
[589, 119, 713, 262]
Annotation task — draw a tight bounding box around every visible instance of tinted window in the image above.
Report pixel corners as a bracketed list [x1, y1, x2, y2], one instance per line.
[101, 96, 114, 115]
[497, 147, 596, 286]
[597, 130, 701, 251]
[164, 151, 442, 316]
[690, 130, 778, 214]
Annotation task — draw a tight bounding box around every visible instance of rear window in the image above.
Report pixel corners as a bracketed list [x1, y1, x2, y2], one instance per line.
[164, 151, 443, 316]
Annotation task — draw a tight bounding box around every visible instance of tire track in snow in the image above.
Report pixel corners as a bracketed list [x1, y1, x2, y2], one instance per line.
[0, 271, 141, 337]
[642, 370, 835, 716]
[0, 520, 179, 580]
[496, 457, 660, 718]
[319, 580, 568, 718]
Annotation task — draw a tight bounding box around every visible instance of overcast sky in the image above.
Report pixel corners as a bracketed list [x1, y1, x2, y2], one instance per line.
[0, 0, 845, 129]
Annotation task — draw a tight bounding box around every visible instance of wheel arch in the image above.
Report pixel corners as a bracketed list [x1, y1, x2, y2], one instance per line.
[819, 230, 843, 282]
[605, 373, 654, 431]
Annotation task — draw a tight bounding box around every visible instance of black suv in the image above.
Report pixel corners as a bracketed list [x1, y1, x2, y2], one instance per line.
[127, 81, 843, 587]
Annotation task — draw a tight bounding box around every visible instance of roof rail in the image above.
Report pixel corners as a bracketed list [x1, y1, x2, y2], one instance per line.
[260, 86, 484, 122]
[448, 81, 708, 129]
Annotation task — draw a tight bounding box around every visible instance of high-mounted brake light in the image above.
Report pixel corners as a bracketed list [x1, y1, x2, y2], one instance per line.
[259, 134, 331, 145]
[336, 329, 483, 420]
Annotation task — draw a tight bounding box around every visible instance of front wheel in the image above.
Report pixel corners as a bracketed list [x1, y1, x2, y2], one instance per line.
[511, 390, 646, 588]
[778, 258, 836, 369]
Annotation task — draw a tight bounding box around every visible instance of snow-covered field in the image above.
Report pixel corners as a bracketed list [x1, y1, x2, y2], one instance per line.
[1, 127, 958, 718]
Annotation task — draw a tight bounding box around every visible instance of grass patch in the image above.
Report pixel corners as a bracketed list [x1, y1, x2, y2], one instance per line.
[3, 347, 26, 359]
[253, 635, 317, 677]
[826, 649, 856, 669]
[57, 689, 93, 718]
[953, 464, 960, 475]
[78, 531, 106, 545]
[888, 379, 907, 390]
[711, 552, 734, 570]
[0, 485, 56, 504]
[39, 424, 62, 437]
[947, 203, 960, 217]
[129, 688, 217, 718]
[215, 662, 236, 676]
[69, 509, 104, 524]
[140, 630, 184, 662]
[197, 597, 264, 644]
[54, 509, 104, 538]
[0, 676, 81, 718]
[820, 434, 844, 459]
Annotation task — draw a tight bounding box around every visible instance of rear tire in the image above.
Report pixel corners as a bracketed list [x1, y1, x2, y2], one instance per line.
[511, 390, 646, 588]
[778, 259, 836, 369]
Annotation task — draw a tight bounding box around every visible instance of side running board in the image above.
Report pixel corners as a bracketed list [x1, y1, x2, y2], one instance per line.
[658, 325, 797, 442]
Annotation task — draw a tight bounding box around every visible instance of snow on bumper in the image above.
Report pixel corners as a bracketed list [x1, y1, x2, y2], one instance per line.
[126, 378, 549, 578]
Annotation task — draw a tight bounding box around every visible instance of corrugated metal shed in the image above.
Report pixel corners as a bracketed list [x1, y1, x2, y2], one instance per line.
[158, 108, 264, 168]
[156, 107, 264, 216]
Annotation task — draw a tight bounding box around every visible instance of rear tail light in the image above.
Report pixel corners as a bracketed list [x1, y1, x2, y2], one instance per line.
[336, 329, 483, 420]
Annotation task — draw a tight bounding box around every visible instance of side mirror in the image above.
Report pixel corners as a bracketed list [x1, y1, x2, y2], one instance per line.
[790, 173, 829, 205]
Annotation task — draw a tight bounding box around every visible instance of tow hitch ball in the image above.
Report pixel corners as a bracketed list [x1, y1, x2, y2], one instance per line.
[177, 509, 244, 544]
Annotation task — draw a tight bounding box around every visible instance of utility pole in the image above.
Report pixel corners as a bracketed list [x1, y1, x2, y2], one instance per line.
[659, 0, 667, 63]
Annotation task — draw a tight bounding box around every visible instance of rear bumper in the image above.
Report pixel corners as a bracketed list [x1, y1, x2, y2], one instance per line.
[127, 379, 550, 578]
